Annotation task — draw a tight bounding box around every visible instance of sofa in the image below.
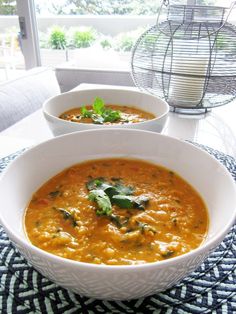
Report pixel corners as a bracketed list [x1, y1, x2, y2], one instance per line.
[0, 67, 61, 132]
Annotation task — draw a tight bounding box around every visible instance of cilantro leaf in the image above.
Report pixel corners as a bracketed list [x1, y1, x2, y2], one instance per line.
[114, 183, 134, 195]
[86, 177, 147, 220]
[81, 97, 121, 124]
[93, 97, 105, 114]
[53, 207, 78, 227]
[137, 222, 156, 234]
[48, 190, 61, 198]
[111, 195, 134, 208]
[112, 195, 149, 210]
[161, 250, 175, 258]
[81, 106, 92, 118]
[86, 177, 134, 199]
[109, 214, 129, 228]
[86, 177, 110, 191]
[88, 189, 112, 216]
[103, 109, 121, 123]
[133, 195, 149, 210]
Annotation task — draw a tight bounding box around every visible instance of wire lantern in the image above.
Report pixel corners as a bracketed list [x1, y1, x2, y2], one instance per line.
[131, 0, 236, 114]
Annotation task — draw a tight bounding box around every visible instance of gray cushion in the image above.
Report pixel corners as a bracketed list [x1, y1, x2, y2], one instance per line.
[0, 67, 60, 131]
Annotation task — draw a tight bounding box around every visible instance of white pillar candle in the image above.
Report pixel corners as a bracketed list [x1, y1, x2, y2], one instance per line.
[168, 56, 208, 107]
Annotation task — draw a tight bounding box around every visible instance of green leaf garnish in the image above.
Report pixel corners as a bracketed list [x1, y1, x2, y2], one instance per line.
[111, 195, 134, 209]
[93, 97, 105, 114]
[86, 177, 110, 191]
[86, 177, 148, 222]
[109, 214, 129, 228]
[86, 177, 134, 199]
[102, 108, 121, 123]
[81, 97, 121, 124]
[133, 195, 149, 210]
[88, 189, 112, 216]
[53, 207, 78, 227]
[114, 183, 134, 196]
[161, 250, 175, 258]
[81, 106, 92, 118]
[48, 190, 61, 198]
[137, 222, 156, 234]
[112, 195, 149, 210]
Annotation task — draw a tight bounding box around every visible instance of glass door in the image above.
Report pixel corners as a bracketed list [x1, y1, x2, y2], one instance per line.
[16, 0, 41, 69]
[0, 0, 26, 82]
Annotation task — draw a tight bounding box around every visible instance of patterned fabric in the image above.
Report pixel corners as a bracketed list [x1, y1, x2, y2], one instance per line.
[0, 146, 235, 314]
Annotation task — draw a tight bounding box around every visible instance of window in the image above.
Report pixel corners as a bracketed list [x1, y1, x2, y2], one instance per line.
[0, 0, 235, 85]
[0, 1, 25, 82]
[33, 0, 162, 71]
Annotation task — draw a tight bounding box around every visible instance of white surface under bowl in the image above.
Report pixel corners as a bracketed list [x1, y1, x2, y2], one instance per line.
[42, 88, 169, 136]
[0, 129, 235, 300]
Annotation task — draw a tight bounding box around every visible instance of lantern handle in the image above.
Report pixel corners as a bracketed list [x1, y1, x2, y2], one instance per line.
[222, 0, 236, 24]
[156, 0, 169, 26]
[208, 0, 236, 36]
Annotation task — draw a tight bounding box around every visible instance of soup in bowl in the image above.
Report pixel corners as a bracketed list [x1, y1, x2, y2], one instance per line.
[0, 129, 235, 300]
[24, 158, 209, 265]
[43, 88, 169, 136]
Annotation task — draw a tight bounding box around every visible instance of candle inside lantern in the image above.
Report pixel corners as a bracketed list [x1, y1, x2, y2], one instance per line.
[168, 56, 208, 107]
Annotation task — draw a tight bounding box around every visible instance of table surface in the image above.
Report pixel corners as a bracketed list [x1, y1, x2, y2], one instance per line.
[0, 83, 236, 158]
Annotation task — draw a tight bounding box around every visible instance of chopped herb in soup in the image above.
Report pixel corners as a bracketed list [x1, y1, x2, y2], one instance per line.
[24, 159, 209, 265]
[59, 97, 155, 124]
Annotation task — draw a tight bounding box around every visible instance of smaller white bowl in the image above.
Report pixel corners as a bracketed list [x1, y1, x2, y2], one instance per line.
[43, 88, 169, 136]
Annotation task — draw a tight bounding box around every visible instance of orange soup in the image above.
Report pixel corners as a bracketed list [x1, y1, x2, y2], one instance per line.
[24, 159, 208, 265]
[59, 105, 155, 125]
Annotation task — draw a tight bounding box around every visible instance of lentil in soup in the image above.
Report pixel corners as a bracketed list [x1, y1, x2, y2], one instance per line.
[24, 158, 208, 265]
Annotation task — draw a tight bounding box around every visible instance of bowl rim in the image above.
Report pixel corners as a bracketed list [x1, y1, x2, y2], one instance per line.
[42, 88, 170, 127]
[0, 129, 235, 270]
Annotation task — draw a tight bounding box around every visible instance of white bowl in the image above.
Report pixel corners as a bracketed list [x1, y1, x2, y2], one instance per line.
[43, 88, 169, 136]
[0, 129, 235, 300]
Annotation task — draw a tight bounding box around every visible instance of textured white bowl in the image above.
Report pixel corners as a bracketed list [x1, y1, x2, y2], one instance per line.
[0, 129, 235, 300]
[43, 88, 169, 136]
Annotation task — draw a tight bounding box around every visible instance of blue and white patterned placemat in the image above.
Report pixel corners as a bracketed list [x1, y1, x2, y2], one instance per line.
[0, 146, 235, 314]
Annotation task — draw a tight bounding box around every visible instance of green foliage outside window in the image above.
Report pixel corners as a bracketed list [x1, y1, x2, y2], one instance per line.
[48, 26, 67, 50]
[0, 0, 16, 15]
[114, 28, 145, 52]
[99, 36, 113, 50]
[71, 27, 97, 48]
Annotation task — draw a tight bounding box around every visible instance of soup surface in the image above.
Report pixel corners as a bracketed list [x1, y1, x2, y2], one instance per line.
[59, 101, 155, 125]
[24, 159, 208, 265]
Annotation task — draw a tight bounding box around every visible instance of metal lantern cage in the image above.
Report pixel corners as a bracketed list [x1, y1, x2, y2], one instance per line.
[131, 0, 236, 113]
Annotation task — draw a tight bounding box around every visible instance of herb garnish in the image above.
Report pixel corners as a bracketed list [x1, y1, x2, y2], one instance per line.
[161, 250, 175, 258]
[137, 222, 156, 234]
[110, 214, 129, 229]
[81, 97, 121, 124]
[53, 207, 78, 227]
[86, 177, 149, 221]
[86, 177, 106, 190]
[88, 189, 112, 216]
[112, 195, 149, 210]
[48, 190, 61, 198]
[86, 177, 134, 199]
